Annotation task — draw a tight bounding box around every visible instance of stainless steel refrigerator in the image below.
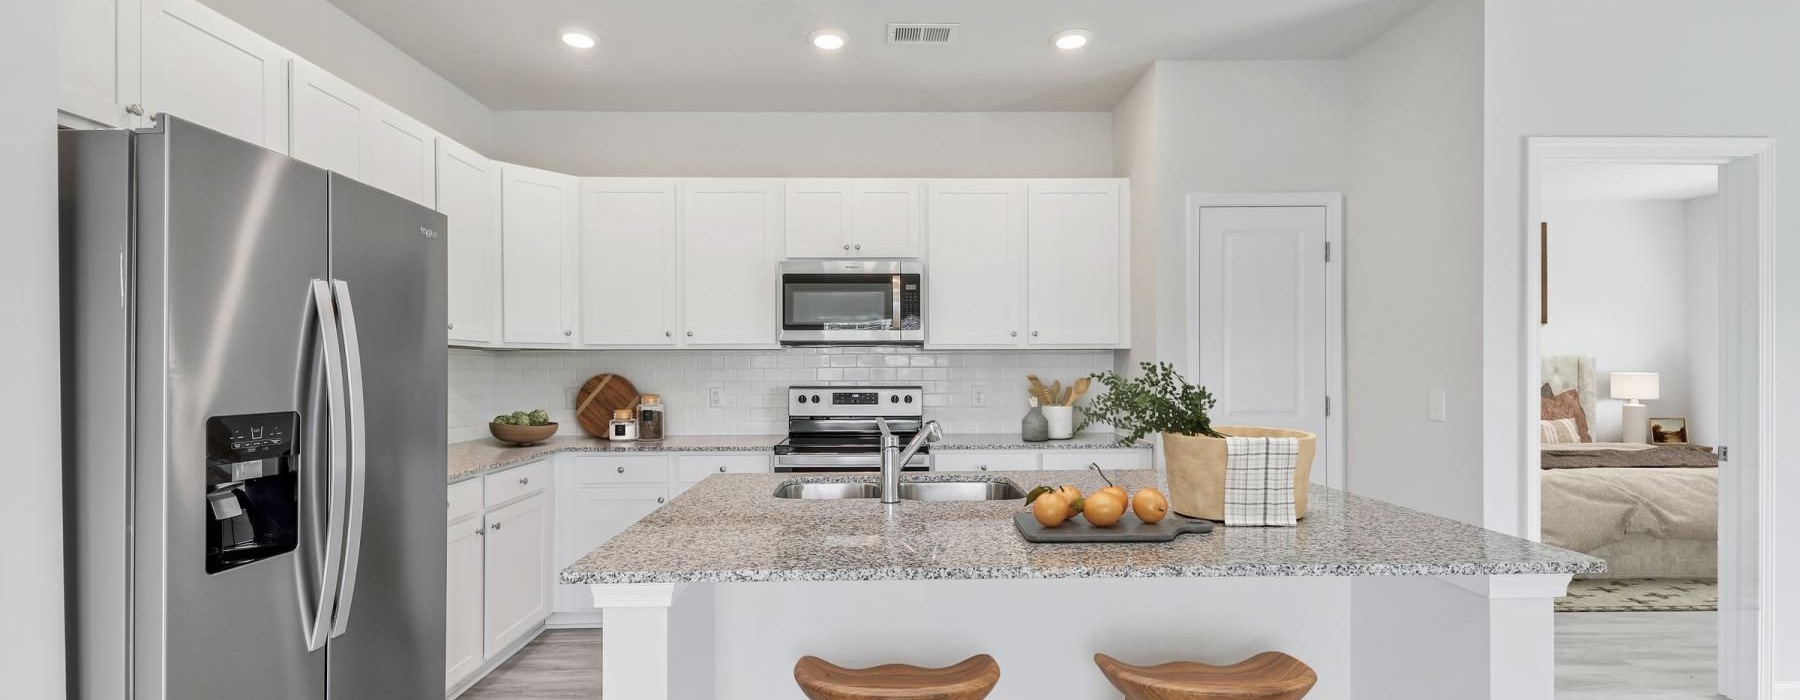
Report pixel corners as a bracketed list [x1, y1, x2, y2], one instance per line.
[62, 116, 447, 700]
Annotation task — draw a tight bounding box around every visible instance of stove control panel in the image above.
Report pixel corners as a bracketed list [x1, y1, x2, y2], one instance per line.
[788, 385, 924, 418]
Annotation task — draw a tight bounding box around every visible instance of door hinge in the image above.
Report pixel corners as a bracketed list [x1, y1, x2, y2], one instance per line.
[1718, 445, 1729, 462]
[1324, 241, 1332, 263]
[1325, 396, 1332, 416]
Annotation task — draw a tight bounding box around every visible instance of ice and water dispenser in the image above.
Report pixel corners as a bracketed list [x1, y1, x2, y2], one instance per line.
[205, 412, 301, 574]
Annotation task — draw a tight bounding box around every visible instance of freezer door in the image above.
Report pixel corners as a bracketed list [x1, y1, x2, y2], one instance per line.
[325, 173, 449, 699]
[142, 118, 332, 700]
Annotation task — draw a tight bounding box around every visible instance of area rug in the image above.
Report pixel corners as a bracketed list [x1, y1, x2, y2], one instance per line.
[1557, 578, 1717, 613]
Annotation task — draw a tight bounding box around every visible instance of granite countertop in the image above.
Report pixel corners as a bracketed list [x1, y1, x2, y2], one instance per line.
[449, 435, 782, 483]
[447, 432, 1144, 483]
[561, 469, 1605, 585]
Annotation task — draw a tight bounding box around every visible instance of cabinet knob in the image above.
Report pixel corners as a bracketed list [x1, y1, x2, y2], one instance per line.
[718, 465, 728, 472]
[126, 103, 145, 116]
[843, 244, 851, 251]
[447, 322, 455, 330]
[687, 331, 694, 337]
[854, 244, 862, 251]
[475, 528, 485, 537]
[563, 329, 573, 337]
[656, 497, 666, 504]
[1010, 331, 1017, 337]
[665, 330, 672, 337]
[1031, 331, 1039, 337]
[617, 466, 626, 473]
[519, 476, 530, 485]
[978, 464, 988, 471]
[490, 522, 502, 531]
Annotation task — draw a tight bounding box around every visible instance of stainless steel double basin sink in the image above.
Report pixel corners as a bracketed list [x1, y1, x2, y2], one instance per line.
[773, 480, 1025, 502]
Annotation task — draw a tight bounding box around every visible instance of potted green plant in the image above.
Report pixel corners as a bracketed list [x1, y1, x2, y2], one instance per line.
[1079, 362, 1315, 521]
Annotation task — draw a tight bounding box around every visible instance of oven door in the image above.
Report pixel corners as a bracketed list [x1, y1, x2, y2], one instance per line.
[779, 260, 923, 345]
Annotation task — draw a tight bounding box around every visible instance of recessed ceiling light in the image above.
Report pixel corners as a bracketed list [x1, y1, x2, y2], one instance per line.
[561, 29, 598, 50]
[1052, 29, 1091, 51]
[810, 29, 847, 51]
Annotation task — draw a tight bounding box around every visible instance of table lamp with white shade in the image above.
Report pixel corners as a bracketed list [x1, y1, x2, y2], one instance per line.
[1610, 371, 1660, 443]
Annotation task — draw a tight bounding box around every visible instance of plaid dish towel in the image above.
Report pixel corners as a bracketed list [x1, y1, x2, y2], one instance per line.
[1224, 436, 1299, 527]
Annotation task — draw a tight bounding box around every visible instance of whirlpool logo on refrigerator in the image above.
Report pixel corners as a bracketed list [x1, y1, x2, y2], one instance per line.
[419, 226, 439, 239]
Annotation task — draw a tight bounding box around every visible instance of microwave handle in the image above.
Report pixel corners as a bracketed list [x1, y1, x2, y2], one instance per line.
[891, 275, 902, 331]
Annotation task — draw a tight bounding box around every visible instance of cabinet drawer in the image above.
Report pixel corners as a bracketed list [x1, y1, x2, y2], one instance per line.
[483, 460, 550, 508]
[1041, 449, 1150, 471]
[676, 454, 772, 483]
[448, 479, 483, 523]
[568, 454, 671, 485]
[934, 452, 1040, 472]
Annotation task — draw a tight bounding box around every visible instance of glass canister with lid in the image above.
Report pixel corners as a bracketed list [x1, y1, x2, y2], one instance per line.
[608, 408, 638, 442]
[637, 394, 666, 441]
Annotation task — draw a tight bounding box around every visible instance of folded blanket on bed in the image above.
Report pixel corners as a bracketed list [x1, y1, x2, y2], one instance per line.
[1541, 443, 1718, 469]
[1541, 467, 1718, 553]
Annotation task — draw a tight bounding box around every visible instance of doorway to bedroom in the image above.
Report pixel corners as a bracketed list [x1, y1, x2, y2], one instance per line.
[1524, 138, 1775, 700]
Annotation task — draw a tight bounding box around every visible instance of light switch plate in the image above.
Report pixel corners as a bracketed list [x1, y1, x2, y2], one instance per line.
[1428, 389, 1447, 423]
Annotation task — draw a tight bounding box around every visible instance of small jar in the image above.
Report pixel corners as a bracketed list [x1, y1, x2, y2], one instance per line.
[637, 394, 666, 441]
[608, 408, 638, 442]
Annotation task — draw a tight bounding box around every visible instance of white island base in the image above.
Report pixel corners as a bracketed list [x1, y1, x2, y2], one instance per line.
[591, 573, 1571, 700]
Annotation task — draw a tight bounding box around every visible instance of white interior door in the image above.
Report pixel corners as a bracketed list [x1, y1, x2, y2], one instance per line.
[1196, 206, 1329, 483]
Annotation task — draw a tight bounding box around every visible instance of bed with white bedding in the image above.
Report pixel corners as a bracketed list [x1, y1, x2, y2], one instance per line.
[1538, 356, 1719, 579]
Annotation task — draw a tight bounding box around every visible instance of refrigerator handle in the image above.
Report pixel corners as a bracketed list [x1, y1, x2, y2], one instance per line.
[328, 280, 368, 638]
[304, 280, 351, 652]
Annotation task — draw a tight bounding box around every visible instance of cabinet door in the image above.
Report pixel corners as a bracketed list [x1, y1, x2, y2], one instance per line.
[501, 164, 580, 345]
[142, 0, 289, 152]
[483, 492, 550, 656]
[783, 179, 850, 258]
[364, 103, 437, 207]
[850, 179, 921, 258]
[926, 180, 1026, 347]
[57, 0, 142, 127]
[934, 452, 1040, 473]
[579, 179, 678, 346]
[1026, 180, 1124, 347]
[445, 518, 485, 689]
[552, 484, 668, 613]
[680, 180, 781, 346]
[288, 59, 369, 176]
[437, 139, 501, 344]
[1040, 449, 1150, 471]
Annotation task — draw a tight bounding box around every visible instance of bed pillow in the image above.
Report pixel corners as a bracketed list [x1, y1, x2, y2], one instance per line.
[1541, 389, 1593, 442]
[1540, 418, 1582, 444]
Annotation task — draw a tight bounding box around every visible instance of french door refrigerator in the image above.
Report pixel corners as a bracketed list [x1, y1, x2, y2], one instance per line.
[62, 116, 447, 700]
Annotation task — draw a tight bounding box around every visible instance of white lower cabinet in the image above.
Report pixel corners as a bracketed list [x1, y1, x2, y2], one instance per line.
[934, 451, 1041, 473]
[482, 491, 552, 656]
[444, 511, 485, 690]
[934, 449, 1151, 473]
[444, 461, 552, 693]
[1040, 449, 1151, 471]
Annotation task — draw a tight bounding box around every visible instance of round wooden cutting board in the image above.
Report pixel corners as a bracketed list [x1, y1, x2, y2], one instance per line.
[574, 374, 640, 439]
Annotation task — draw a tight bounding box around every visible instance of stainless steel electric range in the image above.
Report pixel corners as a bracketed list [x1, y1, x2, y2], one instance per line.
[773, 385, 933, 473]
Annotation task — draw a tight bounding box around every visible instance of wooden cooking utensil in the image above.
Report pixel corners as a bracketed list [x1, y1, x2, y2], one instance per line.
[1048, 380, 1063, 407]
[1027, 374, 1051, 405]
[1065, 377, 1091, 406]
[574, 374, 640, 439]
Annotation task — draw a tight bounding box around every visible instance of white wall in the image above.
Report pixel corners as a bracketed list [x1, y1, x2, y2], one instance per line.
[1345, 0, 1485, 523]
[1538, 199, 1693, 442]
[1111, 66, 1161, 375]
[3, 0, 66, 697]
[1480, 0, 1800, 688]
[1683, 194, 1721, 447]
[491, 111, 1113, 177]
[197, 0, 496, 152]
[448, 348, 1118, 443]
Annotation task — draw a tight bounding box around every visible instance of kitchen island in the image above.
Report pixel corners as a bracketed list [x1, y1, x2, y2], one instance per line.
[563, 469, 1602, 699]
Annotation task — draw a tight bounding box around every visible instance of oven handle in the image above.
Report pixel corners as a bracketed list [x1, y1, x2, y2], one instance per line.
[891, 275, 902, 331]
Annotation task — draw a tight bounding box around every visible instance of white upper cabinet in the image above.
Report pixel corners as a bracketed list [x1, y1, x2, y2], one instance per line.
[57, 0, 142, 127]
[782, 179, 920, 258]
[681, 180, 781, 346]
[364, 103, 438, 207]
[289, 59, 370, 176]
[141, 0, 289, 152]
[500, 164, 580, 346]
[578, 179, 679, 346]
[1025, 179, 1127, 347]
[437, 138, 501, 345]
[926, 180, 1027, 347]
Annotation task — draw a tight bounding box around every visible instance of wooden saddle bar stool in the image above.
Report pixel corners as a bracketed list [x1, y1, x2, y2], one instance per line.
[1093, 651, 1317, 700]
[793, 654, 1001, 700]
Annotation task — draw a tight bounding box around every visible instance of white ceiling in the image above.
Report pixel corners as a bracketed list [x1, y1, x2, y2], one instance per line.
[324, 0, 1432, 111]
[1542, 163, 1720, 203]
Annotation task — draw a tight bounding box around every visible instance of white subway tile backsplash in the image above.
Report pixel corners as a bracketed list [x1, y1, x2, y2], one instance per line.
[446, 346, 1118, 443]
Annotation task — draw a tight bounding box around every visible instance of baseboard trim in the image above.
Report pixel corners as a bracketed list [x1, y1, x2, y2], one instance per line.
[546, 611, 605, 628]
[1772, 681, 1800, 700]
[446, 622, 547, 699]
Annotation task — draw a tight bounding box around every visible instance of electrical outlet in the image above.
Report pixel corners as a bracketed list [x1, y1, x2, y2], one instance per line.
[972, 385, 988, 407]
[1428, 389, 1447, 423]
[708, 385, 725, 408]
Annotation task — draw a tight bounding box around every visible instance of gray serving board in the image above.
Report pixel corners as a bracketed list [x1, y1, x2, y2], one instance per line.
[1013, 511, 1214, 543]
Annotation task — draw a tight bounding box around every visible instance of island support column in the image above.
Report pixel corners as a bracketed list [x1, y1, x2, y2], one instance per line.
[1352, 574, 1571, 699]
[591, 582, 715, 700]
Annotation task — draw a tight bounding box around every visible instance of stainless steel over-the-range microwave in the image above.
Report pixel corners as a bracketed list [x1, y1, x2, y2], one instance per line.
[779, 260, 923, 345]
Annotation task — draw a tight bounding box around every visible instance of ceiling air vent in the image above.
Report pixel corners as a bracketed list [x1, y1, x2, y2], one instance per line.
[887, 23, 959, 45]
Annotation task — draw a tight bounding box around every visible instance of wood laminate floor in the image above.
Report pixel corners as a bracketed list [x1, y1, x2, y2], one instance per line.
[461, 613, 1720, 699]
[1557, 611, 1721, 699]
